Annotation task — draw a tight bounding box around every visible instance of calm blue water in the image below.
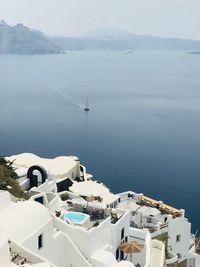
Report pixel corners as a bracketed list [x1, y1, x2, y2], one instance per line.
[0, 51, 200, 231]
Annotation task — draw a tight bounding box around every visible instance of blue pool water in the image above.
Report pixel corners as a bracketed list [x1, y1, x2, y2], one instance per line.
[63, 212, 89, 224]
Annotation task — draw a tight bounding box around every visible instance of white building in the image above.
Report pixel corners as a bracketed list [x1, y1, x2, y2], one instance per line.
[6, 153, 92, 193]
[117, 191, 200, 267]
[0, 228, 51, 267]
[1, 153, 200, 267]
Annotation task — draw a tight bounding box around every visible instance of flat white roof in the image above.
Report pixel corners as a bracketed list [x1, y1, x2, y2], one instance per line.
[6, 153, 79, 180]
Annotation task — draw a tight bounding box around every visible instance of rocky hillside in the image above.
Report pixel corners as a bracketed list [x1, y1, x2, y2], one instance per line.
[0, 20, 60, 54]
[0, 156, 29, 199]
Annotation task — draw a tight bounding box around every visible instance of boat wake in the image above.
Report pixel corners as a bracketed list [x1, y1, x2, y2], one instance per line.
[48, 85, 85, 110]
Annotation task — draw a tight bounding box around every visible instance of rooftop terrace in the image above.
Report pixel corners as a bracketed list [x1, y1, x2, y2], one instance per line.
[52, 192, 126, 230]
[117, 191, 182, 231]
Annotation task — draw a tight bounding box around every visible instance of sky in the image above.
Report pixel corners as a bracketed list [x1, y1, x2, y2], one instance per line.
[0, 0, 200, 40]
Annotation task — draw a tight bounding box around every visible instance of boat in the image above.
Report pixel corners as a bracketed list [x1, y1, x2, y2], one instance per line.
[84, 99, 90, 111]
[123, 50, 132, 55]
[84, 106, 90, 111]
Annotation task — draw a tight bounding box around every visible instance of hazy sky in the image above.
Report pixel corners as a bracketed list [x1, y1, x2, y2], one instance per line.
[0, 0, 200, 39]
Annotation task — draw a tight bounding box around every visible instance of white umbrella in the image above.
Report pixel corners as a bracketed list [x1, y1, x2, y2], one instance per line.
[69, 181, 109, 197]
[138, 206, 160, 216]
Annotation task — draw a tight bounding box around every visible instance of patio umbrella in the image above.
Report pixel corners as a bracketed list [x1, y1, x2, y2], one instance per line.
[69, 181, 109, 197]
[119, 241, 144, 262]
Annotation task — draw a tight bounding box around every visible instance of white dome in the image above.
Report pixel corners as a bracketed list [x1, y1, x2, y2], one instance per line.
[0, 201, 51, 243]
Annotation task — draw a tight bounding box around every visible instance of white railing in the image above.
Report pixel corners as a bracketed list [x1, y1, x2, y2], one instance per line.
[117, 191, 139, 201]
[166, 251, 178, 265]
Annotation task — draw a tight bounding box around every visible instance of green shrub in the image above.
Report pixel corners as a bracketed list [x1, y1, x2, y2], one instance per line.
[60, 193, 68, 201]
[0, 156, 30, 200]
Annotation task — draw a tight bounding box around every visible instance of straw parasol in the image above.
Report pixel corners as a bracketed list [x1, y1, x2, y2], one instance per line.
[119, 241, 144, 262]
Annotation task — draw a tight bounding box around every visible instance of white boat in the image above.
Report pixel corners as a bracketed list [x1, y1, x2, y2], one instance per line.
[84, 99, 90, 111]
[123, 50, 133, 55]
[84, 106, 90, 111]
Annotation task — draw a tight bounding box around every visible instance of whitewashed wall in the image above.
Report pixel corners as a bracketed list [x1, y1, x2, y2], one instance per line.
[168, 217, 191, 260]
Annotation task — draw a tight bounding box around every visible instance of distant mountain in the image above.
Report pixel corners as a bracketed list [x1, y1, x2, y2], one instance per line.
[54, 36, 200, 52]
[82, 28, 133, 39]
[188, 51, 200, 54]
[55, 28, 200, 51]
[0, 22, 200, 54]
[0, 21, 60, 54]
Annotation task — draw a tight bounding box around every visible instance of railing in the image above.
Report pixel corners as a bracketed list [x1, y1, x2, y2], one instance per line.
[138, 195, 182, 218]
[117, 191, 139, 201]
[166, 252, 178, 265]
[148, 223, 168, 233]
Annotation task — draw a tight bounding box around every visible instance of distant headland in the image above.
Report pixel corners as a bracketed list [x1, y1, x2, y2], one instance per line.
[0, 20, 200, 54]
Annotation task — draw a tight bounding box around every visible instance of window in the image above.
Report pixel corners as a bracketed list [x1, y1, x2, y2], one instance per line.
[38, 234, 43, 249]
[147, 217, 151, 223]
[177, 253, 181, 259]
[120, 250, 124, 260]
[176, 234, 181, 242]
[35, 196, 44, 205]
[121, 228, 124, 240]
[116, 248, 119, 260]
[125, 236, 128, 242]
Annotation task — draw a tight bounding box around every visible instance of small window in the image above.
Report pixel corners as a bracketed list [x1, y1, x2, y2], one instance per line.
[121, 228, 124, 240]
[120, 250, 124, 260]
[116, 248, 119, 260]
[125, 236, 128, 242]
[38, 234, 43, 249]
[176, 234, 181, 242]
[35, 196, 44, 205]
[177, 253, 181, 259]
[164, 217, 168, 222]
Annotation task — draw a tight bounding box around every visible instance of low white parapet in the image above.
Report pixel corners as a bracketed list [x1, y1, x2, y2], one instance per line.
[151, 240, 165, 267]
[9, 239, 54, 266]
[166, 252, 178, 265]
[117, 191, 139, 201]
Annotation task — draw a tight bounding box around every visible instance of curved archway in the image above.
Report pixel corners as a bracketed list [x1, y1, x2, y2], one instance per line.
[27, 165, 47, 189]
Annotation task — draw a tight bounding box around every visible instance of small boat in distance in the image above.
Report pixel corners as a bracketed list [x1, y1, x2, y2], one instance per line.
[123, 50, 133, 55]
[84, 99, 90, 111]
[84, 106, 90, 111]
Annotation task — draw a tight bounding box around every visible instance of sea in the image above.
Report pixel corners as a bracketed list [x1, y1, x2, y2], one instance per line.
[0, 50, 200, 231]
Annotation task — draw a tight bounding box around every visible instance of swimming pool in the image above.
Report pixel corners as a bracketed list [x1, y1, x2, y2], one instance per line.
[63, 211, 90, 225]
